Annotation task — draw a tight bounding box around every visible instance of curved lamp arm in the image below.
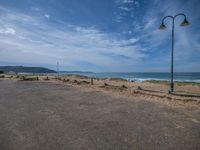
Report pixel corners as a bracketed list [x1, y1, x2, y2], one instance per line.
[159, 13, 190, 29]
[174, 13, 186, 19]
[162, 15, 173, 23]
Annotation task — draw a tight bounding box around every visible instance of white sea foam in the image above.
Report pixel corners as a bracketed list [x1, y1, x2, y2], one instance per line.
[126, 78, 200, 83]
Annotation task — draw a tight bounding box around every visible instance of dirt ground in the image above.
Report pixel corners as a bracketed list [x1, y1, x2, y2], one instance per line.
[0, 80, 200, 150]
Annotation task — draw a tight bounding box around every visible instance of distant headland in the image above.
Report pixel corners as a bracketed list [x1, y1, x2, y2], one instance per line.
[0, 66, 56, 73]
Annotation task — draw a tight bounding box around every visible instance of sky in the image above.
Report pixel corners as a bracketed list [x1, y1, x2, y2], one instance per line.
[0, 0, 199, 72]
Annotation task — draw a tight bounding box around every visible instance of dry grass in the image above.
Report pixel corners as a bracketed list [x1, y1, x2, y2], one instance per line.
[1, 74, 200, 106]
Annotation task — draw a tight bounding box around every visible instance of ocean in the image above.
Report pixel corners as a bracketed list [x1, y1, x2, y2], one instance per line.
[61, 72, 200, 83]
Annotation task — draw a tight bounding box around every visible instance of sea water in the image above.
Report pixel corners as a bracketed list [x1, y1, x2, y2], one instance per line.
[61, 72, 200, 83]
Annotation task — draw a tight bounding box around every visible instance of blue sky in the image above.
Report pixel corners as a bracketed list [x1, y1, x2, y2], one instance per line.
[0, 0, 199, 72]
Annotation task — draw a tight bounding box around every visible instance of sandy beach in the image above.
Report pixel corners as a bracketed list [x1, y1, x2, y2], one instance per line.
[1, 74, 200, 107]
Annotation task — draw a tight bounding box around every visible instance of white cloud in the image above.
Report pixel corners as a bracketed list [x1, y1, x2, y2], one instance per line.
[128, 38, 139, 44]
[1, 1, 197, 71]
[116, 0, 140, 7]
[0, 6, 146, 71]
[122, 0, 134, 3]
[0, 27, 16, 35]
[119, 6, 132, 11]
[134, 0, 200, 71]
[44, 14, 50, 19]
[115, 0, 140, 23]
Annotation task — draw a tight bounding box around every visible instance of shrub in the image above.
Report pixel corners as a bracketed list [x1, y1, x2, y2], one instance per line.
[22, 76, 38, 81]
[109, 78, 127, 82]
[121, 85, 127, 89]
[104, 83, 109, 86]
[0, 75, 5, 78]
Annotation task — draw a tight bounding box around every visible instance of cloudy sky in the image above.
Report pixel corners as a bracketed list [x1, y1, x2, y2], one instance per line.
[0, 0, 199, 72]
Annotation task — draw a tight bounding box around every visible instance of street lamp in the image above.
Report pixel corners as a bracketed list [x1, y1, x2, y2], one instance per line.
[159, 13, 190, 93]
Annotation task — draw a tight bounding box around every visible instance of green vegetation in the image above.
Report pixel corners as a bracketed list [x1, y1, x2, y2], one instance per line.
[100, 83, 128, 91]
[0, 66, 56, 73]
[22, 76, 39, 81]
[176, 90, 200, 95]
[64, 74, 89, 79]
[63, 75, 127, 82]
[145, 80, 169, 85]
[146, 80, 200, 86]
[0, 75, 5, 78]
[109, 78, 127, 82]
[176, 81, 200, 86]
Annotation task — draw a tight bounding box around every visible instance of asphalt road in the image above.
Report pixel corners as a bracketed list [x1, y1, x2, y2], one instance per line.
[0, 80, 200, 150]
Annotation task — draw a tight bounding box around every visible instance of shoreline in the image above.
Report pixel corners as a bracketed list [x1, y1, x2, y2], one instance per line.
[8, 72, 200, 83]
[1, 74, 200, 107]
[1, 73, 200, 87]
[61, 72, 200, 83]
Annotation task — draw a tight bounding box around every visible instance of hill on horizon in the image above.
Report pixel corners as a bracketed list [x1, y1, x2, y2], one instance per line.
[0, 66, 56, 73]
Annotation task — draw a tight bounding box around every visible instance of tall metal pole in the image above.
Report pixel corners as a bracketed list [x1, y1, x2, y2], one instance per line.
[57, 62, 59, 76]
[171, 18, 175, 93]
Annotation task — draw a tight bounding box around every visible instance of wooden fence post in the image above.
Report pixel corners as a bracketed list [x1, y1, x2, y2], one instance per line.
[91, 78, 93, 85]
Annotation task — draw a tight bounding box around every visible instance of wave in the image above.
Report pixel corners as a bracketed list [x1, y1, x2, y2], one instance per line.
[126, 78, 200, 83]
[55, 72, 200, 83]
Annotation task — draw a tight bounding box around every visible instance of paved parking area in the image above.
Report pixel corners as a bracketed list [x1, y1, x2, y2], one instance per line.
[0, 80, 200, 150]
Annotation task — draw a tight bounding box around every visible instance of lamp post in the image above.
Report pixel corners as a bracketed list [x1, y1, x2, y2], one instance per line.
[57, 61, 59, 76]
[159, 13, 190, 93]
